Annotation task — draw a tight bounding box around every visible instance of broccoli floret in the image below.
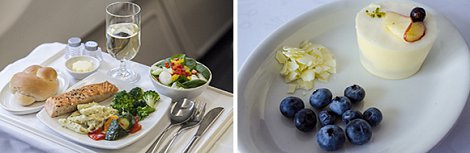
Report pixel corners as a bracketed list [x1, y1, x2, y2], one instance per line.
[137, 105, 156, 120]
[111, 90, 135, 114]
[111, 89, 159, 121]
[129, 87, 144, 100]
[143, 90, 160, 108]
[135, 100, 147, 107]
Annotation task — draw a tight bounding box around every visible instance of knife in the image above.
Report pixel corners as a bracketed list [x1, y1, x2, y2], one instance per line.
[182, 107, 224, 153]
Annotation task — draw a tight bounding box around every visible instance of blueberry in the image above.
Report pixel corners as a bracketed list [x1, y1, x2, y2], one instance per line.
[316, 125, 345, 151]
[294, 109, 317, 132]
[410, 7, 426, 22]
[328, 96, 352, 116]
[344, 84, 365, 104]
[363, 107, 383, 127]
[345, 119, 372, 145]
[279, 96, 305, 118]
[309, 88, 332, 109]
[318, 110, 337, 127]
[342, 110, 363, 124]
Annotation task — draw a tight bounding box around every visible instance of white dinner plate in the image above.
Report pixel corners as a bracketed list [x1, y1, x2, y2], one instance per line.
[238, 0, 470, 153]
[0, 71, 69, 114]
[36, 71, 172, 149]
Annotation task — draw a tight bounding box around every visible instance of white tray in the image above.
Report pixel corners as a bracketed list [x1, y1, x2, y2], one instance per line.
[0, 46, 233, 153]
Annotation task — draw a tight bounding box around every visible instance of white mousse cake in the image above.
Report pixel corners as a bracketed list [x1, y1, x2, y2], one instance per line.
[355, 1, 438, 79]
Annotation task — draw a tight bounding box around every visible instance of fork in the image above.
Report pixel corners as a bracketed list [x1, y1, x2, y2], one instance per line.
[159, 101, 206, 153]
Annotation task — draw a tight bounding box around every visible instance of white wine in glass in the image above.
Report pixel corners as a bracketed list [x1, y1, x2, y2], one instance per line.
[106, 2, 141, 83]
[107, 23, 140, 61]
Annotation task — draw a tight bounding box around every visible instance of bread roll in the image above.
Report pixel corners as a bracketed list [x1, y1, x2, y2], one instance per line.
[44, 81, 118, 117]
[9, 65, 59, 106]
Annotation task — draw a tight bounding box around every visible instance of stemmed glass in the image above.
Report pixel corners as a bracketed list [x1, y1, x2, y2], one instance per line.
[105, 2, 141, 83]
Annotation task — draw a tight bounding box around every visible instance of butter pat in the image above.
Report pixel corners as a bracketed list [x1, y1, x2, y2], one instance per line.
[72, 60, 93, 72]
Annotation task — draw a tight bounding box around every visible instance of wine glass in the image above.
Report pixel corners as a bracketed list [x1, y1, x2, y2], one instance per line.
[105, 2, 141, 83]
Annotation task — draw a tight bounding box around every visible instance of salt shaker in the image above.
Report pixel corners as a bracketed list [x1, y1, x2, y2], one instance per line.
[83, 41, 102, 61]
[64, 37, 82, 59]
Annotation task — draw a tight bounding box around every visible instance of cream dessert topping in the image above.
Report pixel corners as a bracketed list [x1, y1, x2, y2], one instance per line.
[355, 1, 438, 79]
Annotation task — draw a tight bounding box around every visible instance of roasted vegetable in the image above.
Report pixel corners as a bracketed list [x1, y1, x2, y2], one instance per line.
[88, 128, 105, 141]
[118, 113, 135, 131]
[105, 119, 128, 141]
[103, 115, 119, 133]
[129, 116, 142, 133]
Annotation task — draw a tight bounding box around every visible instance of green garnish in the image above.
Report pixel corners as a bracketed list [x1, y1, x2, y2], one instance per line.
[366, 7, 386, 18]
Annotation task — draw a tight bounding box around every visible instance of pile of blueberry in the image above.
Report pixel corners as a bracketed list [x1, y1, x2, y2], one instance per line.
[279, 84, 383, 151]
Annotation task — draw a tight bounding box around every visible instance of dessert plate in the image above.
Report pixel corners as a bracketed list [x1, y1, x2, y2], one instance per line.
[36, 71, 172, 149]
[0, 71, 69, 114]
[238, 0, 470, 153]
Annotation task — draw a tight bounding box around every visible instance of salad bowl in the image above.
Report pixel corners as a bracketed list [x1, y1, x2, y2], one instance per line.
[149, 55, 212, 101]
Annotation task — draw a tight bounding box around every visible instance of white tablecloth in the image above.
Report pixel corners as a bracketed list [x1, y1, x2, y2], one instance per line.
[0, 43, 233, 153]
[238, 0, 470, 152]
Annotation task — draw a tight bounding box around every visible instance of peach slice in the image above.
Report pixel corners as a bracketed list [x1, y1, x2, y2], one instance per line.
[404, 22, 425, 42]
[383, 12, 412, 40]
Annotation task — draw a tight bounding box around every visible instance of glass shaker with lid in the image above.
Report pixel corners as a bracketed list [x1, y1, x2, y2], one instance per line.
[65, 37, 82, 59]
[83, 41, 102, 61]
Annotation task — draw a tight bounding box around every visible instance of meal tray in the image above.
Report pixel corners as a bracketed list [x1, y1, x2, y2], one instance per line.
[0, 43, 233, 153]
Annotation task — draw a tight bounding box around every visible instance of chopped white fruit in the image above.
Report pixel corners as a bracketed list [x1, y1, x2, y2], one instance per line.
[275, 40, 336, 93]
[275, 51, 287, 63]
[159, 70, 172, 85]
[383, 11, 411, 41]
[296, 54, 315, 66]
[287, 60, 299, 72]
[285, 71, 299, 82]
[300, 69, 315, 81]
[298, 79, 314, 90]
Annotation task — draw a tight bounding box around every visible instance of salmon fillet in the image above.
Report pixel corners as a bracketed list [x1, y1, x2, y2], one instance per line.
[45, 81, 119, 117]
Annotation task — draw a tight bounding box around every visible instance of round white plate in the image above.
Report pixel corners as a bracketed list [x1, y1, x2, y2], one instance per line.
[238, 0, 470, 153]
[0, 71, 69, 114]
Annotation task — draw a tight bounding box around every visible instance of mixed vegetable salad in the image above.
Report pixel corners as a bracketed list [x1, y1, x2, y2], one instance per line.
[87, 87, 160, 141]
[151, 54, 210, 89]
